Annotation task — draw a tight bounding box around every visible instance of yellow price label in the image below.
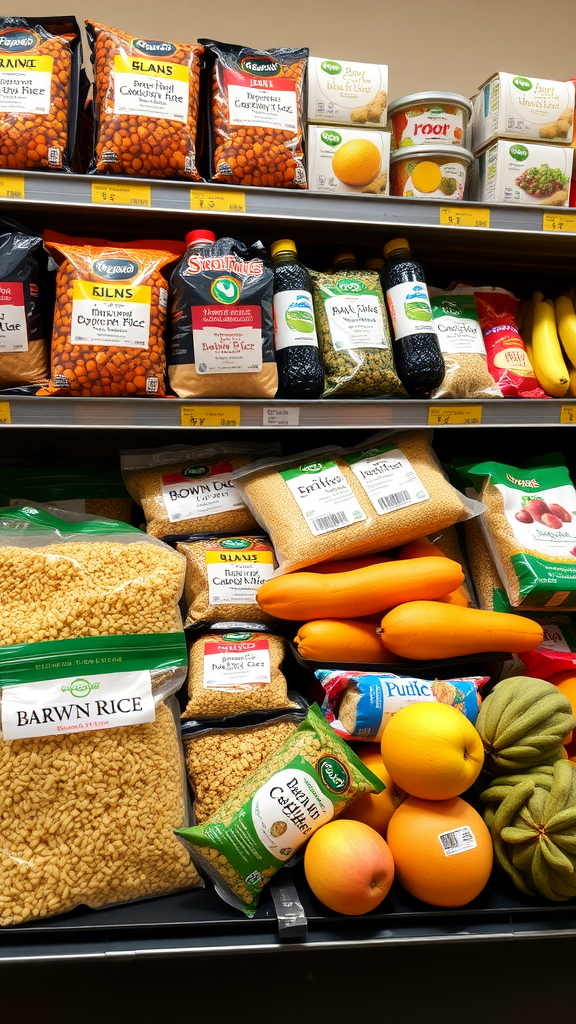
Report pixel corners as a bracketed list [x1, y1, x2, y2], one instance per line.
[91, 181, 151, 207]
[181, 405, 241, 427]
[0, 175, 25, 200]
[560, 404, 576, 423]
[190, 189, 246, 213]
[0, 401, 11, 424]
[543, 211, 576, 233]
[439, 207, 490, 228]
[428, 404, 483, 425]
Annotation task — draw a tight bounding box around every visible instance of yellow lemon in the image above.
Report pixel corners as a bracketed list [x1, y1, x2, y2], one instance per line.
[411, 160, 443, 193]
[332, 139, 381, 187]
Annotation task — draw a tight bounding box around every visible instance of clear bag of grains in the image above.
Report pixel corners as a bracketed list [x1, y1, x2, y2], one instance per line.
[428, 289, 500, 399]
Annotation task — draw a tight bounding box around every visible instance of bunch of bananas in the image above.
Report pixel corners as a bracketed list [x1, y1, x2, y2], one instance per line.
[517, 292, 576, 397]
[475, 676, 575, 771]
[481, 760, 576, 901]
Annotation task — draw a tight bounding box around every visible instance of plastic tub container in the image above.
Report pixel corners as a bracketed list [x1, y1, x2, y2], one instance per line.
[390, 144, 473, 200]
[388, 92, 473, 150]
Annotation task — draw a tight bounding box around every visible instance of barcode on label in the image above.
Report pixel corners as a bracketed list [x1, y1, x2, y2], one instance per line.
[311, 511, 349, 534]
[377, 490, 411, 511]
[438, 826, 477, 857]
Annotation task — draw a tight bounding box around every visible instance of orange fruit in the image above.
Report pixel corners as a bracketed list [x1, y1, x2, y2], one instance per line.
[340, 744, 407, 836]
[331, 139, 381, 187]
[549, 671, 576, 745]
[304, 819, 395, 915]
[386, 796, 493, 907]
[381, 702, 484, 800]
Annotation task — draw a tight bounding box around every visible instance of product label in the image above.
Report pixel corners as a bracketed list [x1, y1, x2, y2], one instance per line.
[161, 462, 243, 523]
[191, 304, 262, 374]
[343, 444, 430, 516]
[325, 291, 387, 350]
[203, 637, 271, 690]
[280, 459, 367, 536]
[1, 669, 155, 740]
[273, 290, 318, 351]
[0, 55, 52, 114]
[309, 127, 389, 195]
[438, 826, 478, 857]
[386, 281, 437, 342]
[206, 542, 275, 606]
[71, 281, 151, 349]
[396, 157, 467, 199]
[251, 767, 334, 859]
[312, 59, 387, 118]
[503, 74, 574, 139]
[0, 281, 28, 352]
[486, 327, 536, 378]
[431, 295, 486, 355]
[225, 68, 298, 132]
[398, 106, 464, 146]
[538, 622, 571, 652]
[498, 481, 576, 561]
[113, 53, 189, 122]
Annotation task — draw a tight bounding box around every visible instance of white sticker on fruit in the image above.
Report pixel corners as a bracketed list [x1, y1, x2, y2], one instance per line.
[225, 68, 298, 132]
[438, 826, 478, 857]
[251, 767, 335, 860]
[1, 670, 155, 740]
[206, 548, 275, 606]
[161, 462, 244, 523]
[203, 636, 271, 690]
[273, 290, 318, 351]
[0, 56, 52, 115]
[280, 459, 367, 536]
[498, 482, 576, 560]
[325, 293, 387, 350]
[386, 281, 437, 342]
[192, 304, 263, 374]
[71, 281, 151, 349]
[343, 444, 430, 516]
[0, 281, 28, 352]
[113, 54, 189, 123]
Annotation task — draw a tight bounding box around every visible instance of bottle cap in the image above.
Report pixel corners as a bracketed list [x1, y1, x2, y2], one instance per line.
[333, 251, 356, 267]
[186, 229, 216, 246]
[271, 239, 297, 258]
[383, 238, 410, 258]
[364, 257, 385, 270]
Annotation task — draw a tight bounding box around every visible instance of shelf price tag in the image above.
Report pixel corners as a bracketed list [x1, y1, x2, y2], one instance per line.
[560, 404, 576, 423]
[190, 189, 246, 212]
[0, 401, 11, 424]
[91, 182, 151, 207]
[428, 404, 483, 425]
[263, 407, 300, 426]
[180, 405, 241, 427]
[543, 212, 576, 233]
[0, 175, 25, 200]
[439, 207, 490, 228]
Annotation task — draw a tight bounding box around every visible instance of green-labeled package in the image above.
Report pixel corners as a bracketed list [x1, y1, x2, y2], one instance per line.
[176, 703, 384, 916]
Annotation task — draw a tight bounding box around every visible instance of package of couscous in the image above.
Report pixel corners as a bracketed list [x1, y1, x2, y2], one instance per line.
[0, 16, 83, 172]
[176, 702, 384, 916]
[233, 431, 485, 573]
[0, 466, 133, 522]
[428, 290, 500, 399]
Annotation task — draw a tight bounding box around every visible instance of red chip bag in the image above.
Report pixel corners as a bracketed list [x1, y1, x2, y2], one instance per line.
[473, 289, 547, 398]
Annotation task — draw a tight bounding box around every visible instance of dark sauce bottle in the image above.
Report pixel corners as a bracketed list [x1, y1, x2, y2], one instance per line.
[382, 238, 445, 396]
[271, 239, 323, 398]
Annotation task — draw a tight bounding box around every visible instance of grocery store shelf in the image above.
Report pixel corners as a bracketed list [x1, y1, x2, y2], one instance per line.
[1, 396, 576, 429]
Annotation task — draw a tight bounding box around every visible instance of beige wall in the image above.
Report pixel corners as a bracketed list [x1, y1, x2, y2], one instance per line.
[23, 0, 576, 99]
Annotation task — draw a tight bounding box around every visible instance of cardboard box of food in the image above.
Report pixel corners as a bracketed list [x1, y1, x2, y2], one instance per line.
[471, 73, 575, 154]
[469, 140, 574, 206]
[307, 57, 388, 128]
[307, 125, 390, 195]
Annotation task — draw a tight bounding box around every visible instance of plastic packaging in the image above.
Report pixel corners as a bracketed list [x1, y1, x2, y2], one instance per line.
[428, 291, 500, 399]
[0, 466, 132, 521]
[0, 228, 48, 390]
[175, 533, 276, 625]
[470, 287, 547, 398]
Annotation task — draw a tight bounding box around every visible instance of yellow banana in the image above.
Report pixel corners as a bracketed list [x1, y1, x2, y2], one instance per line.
[532, 299, 570, 397]
[555, 295, 576, 368]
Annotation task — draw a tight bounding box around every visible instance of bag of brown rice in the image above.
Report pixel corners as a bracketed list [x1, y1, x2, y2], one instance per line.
[121, 442, 278, 538]
[182, 622, 294, 720]
[428, 290, 500, 399]
[233, 430, 484, 573]
[174, 533, 276, 625]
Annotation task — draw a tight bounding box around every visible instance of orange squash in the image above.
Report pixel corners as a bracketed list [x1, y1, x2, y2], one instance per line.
[398, 537, 469, 607]
[257, 557, 464, 621]
[295, 619, 399, 664]
[379, 601, 544, 660]
[437, 589, 469, 608]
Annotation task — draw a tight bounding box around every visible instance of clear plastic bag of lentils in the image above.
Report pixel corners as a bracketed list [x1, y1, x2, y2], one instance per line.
[86, 21, 203, 180]
[0, 16, 83, 172]
[41, 233, 184, 397]
[200, 40, 308, 188]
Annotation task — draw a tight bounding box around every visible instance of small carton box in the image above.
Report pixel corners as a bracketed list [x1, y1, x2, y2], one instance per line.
[469, 139, 574, 207]
[471, 72, 575, 154]
[307, 125, 390, 195]
[307, 57, 388, 128]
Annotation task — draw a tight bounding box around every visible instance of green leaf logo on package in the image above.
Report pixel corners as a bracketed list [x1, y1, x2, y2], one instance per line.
[211, 276, 241, 305]
[321, 129, 342, 147]
[512, 76, 533, 92]
[510, 144, 529, 162]
[320, 60, 342, 76]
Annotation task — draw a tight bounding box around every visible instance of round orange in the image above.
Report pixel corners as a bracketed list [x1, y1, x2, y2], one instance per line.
[380, 702, 484, 800]
[331, 139, 381, 187]
[386, 796, 493, 907]
[549, 671, 576, 745]
[340, 744, 407, 836]
[304, 819, 395, 915]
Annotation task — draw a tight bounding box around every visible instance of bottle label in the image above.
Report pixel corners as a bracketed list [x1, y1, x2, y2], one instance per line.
[273, 290, 318, 351]
[386, 281, 438, 342]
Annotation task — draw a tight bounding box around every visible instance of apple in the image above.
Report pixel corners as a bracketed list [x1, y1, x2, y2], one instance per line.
[304, 819, 395, 915]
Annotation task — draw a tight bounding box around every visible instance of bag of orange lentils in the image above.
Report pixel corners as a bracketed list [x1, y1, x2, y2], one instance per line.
[200, 40, 308, 189]
[0, 16, 83, 172]
[86, 21, 203, 180]
[40, 232, 184, 398]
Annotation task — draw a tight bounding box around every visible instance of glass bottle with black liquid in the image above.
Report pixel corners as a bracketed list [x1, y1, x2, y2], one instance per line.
[271, 239, 323, 398]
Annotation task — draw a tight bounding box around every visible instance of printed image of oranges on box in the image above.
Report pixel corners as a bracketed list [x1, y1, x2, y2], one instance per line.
[390, 144, 473, 200]
[307, 125, 390, 195]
